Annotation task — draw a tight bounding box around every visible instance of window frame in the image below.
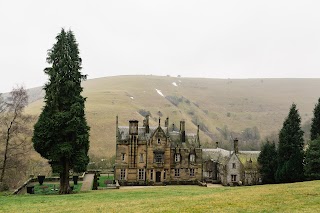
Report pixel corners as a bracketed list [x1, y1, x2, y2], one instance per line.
[120, 169, 126, 180]
[155, 153, 163, 163]
[232, 163, 236, 169]
[174, 168, 180, 177]
[175, 154, 181, 162]
[138, 169, 145, 180]
[150, 169, 153, 180]
[190, 168, 195, 177]
[189, 154, 195, 162]
[139, 153, 144, 163]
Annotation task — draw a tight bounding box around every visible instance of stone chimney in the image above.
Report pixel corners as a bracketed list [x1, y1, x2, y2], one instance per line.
[234, 138, 239, 154]
[165, 117, 169, 127]
[165, 117, 169, 134]
[145, 115, 149, 133]
[116, 115, 119, 138]
[216, 141, 219, 149]
[129, 120, 139, 135]
[180, 120, 186, 143]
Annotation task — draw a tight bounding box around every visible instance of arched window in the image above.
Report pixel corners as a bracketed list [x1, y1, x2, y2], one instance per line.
[190, 154, 195, 162]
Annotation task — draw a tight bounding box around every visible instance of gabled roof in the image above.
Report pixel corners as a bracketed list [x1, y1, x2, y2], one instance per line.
[118, 126, 168, 141]
[202, 148, 231, 164]
[117, 125, 200, 148]
[237, 151, 260, 169]
[202, 148, 260, 167]
[170, 131, 200, 148]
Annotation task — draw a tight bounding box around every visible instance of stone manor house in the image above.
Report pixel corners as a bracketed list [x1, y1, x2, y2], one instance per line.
[114, 115, 261, 186]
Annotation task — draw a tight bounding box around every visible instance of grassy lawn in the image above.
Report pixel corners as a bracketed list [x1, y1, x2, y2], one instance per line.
[1, 180, 320, 212]
[98, 175, 114, 187]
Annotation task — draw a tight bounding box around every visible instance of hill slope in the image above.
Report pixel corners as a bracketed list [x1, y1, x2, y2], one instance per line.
[25, 76, 320, 158]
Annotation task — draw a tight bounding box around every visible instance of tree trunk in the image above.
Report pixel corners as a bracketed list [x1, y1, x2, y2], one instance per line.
[59, 158, 71, 194]
[0, 138, 9, 182]
[0, 120, 14, 183]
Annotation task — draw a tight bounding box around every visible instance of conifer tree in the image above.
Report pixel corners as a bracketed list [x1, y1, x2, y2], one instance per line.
[304, 138, 320, 180]
[275, 104, 304, 183]
[310, 98, 320, 140]
[304, 97, 320, 180]
[257, 141, 277, 184]
[33, 29, 90, 194]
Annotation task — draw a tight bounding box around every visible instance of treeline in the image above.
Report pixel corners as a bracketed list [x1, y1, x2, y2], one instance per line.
[215, 125, 261, 150]
[258, 99, 320, 184]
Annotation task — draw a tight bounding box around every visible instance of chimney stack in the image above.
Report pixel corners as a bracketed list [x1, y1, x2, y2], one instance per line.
[129, 120, 139, 135]
[165, 117, 169, 134]
[165, 117, 169, 127]
[234, 138, 239, 154]
[180, 120, 186, 143]
[216, 141, 219, 149]
[116, 115, 119, 138]
[145, 115, 149, 133]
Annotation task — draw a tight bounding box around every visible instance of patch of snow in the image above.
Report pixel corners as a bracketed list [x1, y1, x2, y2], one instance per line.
[155, 89, 164, 97]
[130, 97, 134, 99]
[172, 82, 178, 87]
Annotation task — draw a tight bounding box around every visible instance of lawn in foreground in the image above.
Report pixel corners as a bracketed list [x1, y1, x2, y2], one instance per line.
[1, 180, 320, 213]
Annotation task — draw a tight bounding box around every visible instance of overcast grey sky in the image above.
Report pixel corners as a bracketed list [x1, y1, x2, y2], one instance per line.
[0, 0, 319, 92]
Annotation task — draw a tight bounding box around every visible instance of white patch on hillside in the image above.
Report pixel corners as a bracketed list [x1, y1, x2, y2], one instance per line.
[155, 89, 164, 97]
[178, 80, 182, 83]
[172, 82, 178, 87]
[130, 97, 134, 99]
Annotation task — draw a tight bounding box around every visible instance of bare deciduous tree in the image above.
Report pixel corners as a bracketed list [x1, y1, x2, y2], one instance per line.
[0, 87, 33, 188]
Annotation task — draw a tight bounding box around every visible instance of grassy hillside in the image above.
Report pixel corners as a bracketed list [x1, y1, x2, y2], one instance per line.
[25, 76, 320, 159]
[1, 181, 320, 212]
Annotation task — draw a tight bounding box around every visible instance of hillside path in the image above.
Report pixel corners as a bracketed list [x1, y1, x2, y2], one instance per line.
[81, 173, 94, 191]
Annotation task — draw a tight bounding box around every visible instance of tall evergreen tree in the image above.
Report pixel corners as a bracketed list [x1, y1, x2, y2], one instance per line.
[310, 98, 320, 140]
[33, 29, 90, 194]
[304, 97, 320, 180]
[275, 104, 304, 183]
[304, 138, 320, 180]
[258, 141, 277, 184]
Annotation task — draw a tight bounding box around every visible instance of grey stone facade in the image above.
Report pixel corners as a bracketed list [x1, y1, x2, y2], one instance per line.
[202, 140, 261, 186]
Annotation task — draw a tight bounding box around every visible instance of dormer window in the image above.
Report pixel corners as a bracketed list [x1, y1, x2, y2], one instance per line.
[190, 154, 195, 162]
[157, 138, 161, 144]
[175, 154, 181, 162]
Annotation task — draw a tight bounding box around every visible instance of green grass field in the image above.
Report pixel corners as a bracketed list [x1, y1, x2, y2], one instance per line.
[1, 180, 320, 212]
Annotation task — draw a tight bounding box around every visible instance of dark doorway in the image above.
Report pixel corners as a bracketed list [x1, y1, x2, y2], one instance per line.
[156, 171, 161, 182]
